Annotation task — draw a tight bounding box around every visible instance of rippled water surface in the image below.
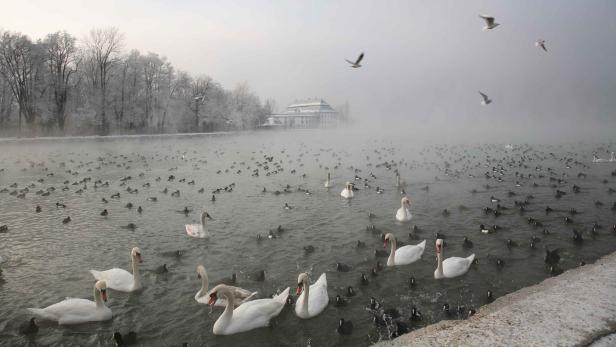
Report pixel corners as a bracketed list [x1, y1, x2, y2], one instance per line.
[1, 130, 615, 346]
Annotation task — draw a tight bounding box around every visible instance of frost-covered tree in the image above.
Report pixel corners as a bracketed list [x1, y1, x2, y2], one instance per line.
[83, 27, 124, 134]
[44, 31, 79, 132]
[0, 31, 46, 133]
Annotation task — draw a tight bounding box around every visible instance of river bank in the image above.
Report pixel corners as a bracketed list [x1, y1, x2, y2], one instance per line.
[374, 251, 616, 347]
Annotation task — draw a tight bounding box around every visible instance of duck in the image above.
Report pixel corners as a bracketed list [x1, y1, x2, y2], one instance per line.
[434, 239, 475, 279]
[572, 229, 583, 243]
[345, 286, 356, 297]
[208, 284, 289, 335]
[462, 237, 474, 248]
[27, 280, 112, 325]
[185, 211, 212, 238]
[486, 290, 494, 303]
[480, 224, 491, 234]
[295, 272, 328, 319]
[324, 172, 333, 188]
[195, 265, 257, 307]
[18, 318, 38, 335]
[334, 294, 347, 307]
[340, 182, 354, 199]
[409, 276, 417, 288]
[395, 197, 412, 222]
[337, 318, 353, 335]
[360, 273, 369, 285]
[90, 247, 142, 292]
[410, 307, 423, 321]
[336, 263, 350, 272]
[154, 264, 169, 274]
[383, 233, 425, 266]
[113, 331, 138, 346]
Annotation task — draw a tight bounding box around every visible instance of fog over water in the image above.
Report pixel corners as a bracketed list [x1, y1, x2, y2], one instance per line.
[1, 130, 616, 346]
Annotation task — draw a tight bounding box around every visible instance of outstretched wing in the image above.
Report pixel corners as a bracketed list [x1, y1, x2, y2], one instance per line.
[345, 59, 355, 65]
[478, 91, 488, 101]
[479, 15, 495, 26]
[355, 52, 364, 65]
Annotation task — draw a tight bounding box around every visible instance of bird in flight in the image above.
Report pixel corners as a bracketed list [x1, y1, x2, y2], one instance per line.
[479, 91, 492, 105]
[479, 15, 500, 30]
[535, 39, 547, 52]
[345, 52, 364, 68]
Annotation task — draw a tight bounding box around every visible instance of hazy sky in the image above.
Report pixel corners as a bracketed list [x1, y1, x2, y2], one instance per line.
[2, 0, 615, 138]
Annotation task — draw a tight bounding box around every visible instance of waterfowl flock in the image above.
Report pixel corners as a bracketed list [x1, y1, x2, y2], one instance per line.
[0, 135, 615, 345]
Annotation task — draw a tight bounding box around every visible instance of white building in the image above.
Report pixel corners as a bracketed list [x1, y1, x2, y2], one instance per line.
[261, 99, 339, 129]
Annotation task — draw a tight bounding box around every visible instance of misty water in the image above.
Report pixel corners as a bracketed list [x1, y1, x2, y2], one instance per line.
[1, 130, 615, 346]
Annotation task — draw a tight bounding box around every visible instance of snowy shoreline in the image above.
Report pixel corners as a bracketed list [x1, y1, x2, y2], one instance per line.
[0, 131, 234, 143]
[374, 251, 616, 347]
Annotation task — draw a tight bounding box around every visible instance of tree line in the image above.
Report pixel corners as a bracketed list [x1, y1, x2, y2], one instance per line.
[0, 27, 275, 137]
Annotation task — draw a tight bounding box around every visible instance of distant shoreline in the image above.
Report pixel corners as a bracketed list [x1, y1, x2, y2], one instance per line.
[0, 131, 235, 143]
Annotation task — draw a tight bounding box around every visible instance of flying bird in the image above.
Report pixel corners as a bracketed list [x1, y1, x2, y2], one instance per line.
[535, 39, 547, 52]
[345, 52, 364, 68]
[479, 91, 492, 105]
[479, 15, 500, 30]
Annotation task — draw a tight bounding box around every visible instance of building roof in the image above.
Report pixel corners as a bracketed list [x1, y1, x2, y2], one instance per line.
[285, 99, 336, 113]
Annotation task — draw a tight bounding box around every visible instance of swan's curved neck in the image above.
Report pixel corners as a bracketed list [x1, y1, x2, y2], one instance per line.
[94, 287, 104, 309]
[396, 174, 400, 187]
[435, 252, 444, 278]
[300, 278, 310, 315]
[387, 237, 397, 266]
[131, 256, 141, 289]
[219, 290, 235, 326]
[198, 272, 209, 298]
[201, 213, 207, 226]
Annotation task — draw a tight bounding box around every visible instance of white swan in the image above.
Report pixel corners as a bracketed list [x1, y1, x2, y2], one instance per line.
[208, 284, 289, 335]
[384, 233, 426, 266]
[340, 182, 354, 199]
[195, 265, 257, 307]
[295, 272, 328, 319]
[324, 172, 333, 188]
[434, 239, 475, 279]
[593, 154, 609, 163]
[27, 280, 112, 325]
[90, 247, 142, 292]
[185, 211, 212, 238]
[395, 197, 412, 222]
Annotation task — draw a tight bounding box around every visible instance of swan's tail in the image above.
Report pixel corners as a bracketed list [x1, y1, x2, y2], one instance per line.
[272, 287, 290, 305]
[89, 269, 102, 280]
[241, 291, 259, 303]
[316, 273, 327, 287]
[467, 254, 476, 264]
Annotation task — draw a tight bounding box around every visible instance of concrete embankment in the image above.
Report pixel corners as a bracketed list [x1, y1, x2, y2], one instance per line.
[374, 251, 616, 347]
